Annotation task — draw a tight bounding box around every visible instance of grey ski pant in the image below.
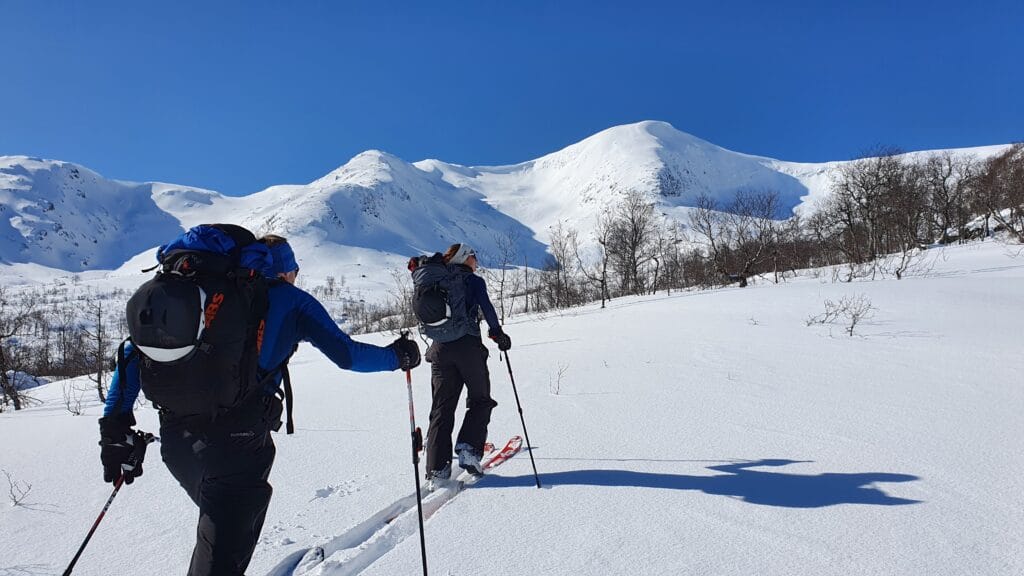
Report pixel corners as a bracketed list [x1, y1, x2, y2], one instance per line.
[425, 335, 498, 474]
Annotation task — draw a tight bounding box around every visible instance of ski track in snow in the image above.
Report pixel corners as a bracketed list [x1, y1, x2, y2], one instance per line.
[267, 448, 518, 576]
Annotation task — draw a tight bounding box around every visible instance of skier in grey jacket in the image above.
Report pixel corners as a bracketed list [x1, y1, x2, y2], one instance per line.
[423, 243, 511, 488]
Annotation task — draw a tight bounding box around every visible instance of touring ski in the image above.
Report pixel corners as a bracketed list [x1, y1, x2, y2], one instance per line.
[269, 436, 523, 576]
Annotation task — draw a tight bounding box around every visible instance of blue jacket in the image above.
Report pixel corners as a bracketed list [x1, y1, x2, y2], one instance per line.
[463, 269, 502, 338]
[104, 280, 399, 417]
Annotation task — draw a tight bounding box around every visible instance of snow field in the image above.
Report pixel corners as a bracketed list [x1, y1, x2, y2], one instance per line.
[0, 241, 1021, 575]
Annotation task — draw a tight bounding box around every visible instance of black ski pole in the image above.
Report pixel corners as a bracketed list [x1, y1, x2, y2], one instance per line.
[64, 432, 155, 576]
[502, 350, 541, 488]
[405, 367, 429, 576]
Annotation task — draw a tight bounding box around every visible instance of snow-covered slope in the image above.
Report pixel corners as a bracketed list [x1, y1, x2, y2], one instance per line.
[0, 157, 191, 270]
[0, 152, 551, 286]
[764, 142, 1011, 216]
[0, 123, 1012, 284]
[418, 121, 811, 242]
[230, 150, 550, 266]
[1, 241, 1021, 575]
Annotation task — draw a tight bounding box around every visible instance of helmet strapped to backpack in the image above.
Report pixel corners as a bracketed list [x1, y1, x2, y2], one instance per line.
[410, 253, 473, 343]
[125, 224, 271, 423]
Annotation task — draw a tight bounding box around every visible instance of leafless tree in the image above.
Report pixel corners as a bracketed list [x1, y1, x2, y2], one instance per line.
[813, 147, 937, 280]
[832, 147, 906, 276]
[656, 221, 687, 294]
[0, 288, 37, 412]
[722, 190, 782, 284]
[385, 269, 417, 333]
[688, 194, 727, 277]
[607, 190, 658, 295]
[922, 152, 979, 244]
[971, 144, 1024, 243]
[522, 253, 531, 314]
[491, 228, 522, 322]
[541, 221, 579, 309]
[772, 215, 812, 282]
[51, 300, 88, 377]
[688, 190, 782, 286]
[572, 213, 614, 308]
[82, 294, 112, 402]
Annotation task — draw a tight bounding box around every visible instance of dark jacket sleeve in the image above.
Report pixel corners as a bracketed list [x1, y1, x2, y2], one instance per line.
[103, 342, 140, 417]
[466, 274, 503, 337]
[295, 292, 399, 372]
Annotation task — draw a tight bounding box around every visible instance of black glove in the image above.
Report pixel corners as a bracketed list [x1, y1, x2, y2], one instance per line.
[390, 335, 421, 371]
[489, 331, 512, 352]
[99, 415, 152, 485]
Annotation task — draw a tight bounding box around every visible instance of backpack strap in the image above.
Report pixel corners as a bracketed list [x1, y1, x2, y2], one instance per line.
[280, 364, 294, 435]
[260, 343, 299, 434]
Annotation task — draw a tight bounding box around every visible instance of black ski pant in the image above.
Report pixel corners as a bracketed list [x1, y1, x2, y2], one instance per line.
[425, 335, 498, 474]
[160, 399, 279, 576]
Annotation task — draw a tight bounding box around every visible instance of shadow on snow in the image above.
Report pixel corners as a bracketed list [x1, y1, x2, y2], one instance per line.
[479, 459, 922, 508]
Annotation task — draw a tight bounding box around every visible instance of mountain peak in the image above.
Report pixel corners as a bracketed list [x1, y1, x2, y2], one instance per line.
[311, 149, 416, 189]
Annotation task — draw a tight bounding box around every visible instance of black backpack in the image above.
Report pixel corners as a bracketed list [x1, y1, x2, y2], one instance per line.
[121, 224, 271, 423]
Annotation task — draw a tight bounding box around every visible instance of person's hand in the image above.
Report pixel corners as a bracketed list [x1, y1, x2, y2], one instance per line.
[98, 415, 152, 485]
[489, 331, 512, 352]
[390, 335, 422, 371]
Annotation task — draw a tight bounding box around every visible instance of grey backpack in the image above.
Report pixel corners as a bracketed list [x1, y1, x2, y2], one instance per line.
[410, 253, 472, 343]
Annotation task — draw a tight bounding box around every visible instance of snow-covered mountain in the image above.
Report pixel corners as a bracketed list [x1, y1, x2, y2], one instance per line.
[417, 120, 813, 240]
[0, 122, 1011, 285]
[0, 157, 191, 270]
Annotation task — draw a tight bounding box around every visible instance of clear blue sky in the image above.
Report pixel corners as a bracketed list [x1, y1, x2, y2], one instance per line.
[1, 0, 1021, 195]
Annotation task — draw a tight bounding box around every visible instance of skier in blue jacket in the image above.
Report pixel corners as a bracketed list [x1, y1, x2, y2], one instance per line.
[99, 232, 420, 576]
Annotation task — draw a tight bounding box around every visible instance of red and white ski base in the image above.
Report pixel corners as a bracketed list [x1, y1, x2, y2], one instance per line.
[482, 435, 522, 470]
[459, 435, 522, 487]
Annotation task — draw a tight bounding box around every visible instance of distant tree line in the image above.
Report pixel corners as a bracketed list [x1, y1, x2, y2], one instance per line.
[294, 143, 1024, 331]
[495, 143, 1024, 312]
[1, 283, 122, 411]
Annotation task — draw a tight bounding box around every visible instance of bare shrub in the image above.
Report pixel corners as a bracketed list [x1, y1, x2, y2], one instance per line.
[806, 299, 843, 326]
[843, 294, 876, 336]
[807, 294, 876, 336]
[549, 362, 569, 395]
[3, 469, 32, 507]
[63, 381, 85, 415]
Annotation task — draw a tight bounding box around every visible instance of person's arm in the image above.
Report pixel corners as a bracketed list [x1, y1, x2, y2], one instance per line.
[99, 342, 147, 485]
[103, 342, 141, 418]
[467, 274, 503, 337]
[295, 291, 400, 372]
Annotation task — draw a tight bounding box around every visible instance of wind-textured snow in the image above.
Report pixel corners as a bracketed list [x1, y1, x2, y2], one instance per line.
[1, 241, 1021, 575]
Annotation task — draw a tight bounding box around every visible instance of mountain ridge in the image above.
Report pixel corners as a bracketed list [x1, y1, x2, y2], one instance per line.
[0, 122, 1011, 280]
